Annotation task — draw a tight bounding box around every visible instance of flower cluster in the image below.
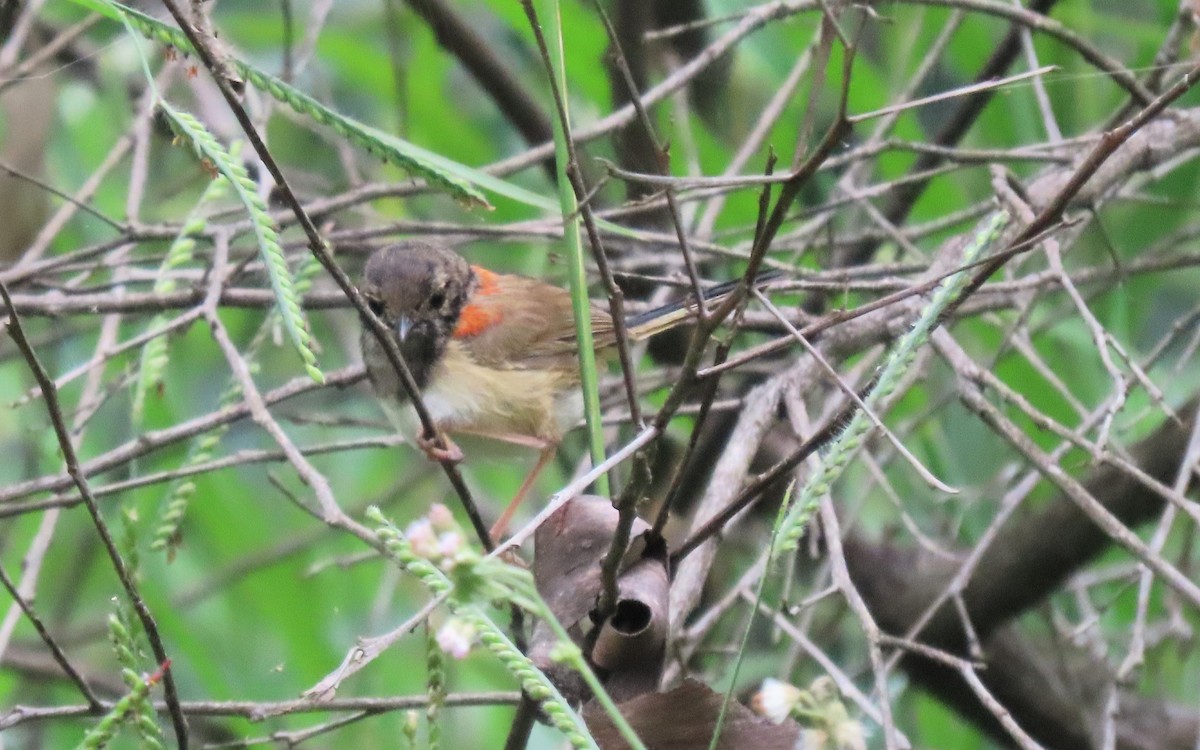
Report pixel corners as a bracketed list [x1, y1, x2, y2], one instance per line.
[402, 505, 482, 659]
[752, 676, 866, 750]
[370, 505, 608, 749]
[402, 504, 541, 616]
[404, 504, 470, 571]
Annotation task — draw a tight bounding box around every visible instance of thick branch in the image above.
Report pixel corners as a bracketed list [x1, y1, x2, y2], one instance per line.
[843, 400, 1199, 748]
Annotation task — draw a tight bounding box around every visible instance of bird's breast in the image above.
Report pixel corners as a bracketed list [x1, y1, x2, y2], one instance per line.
[424, 342, 579, 441]
[365, 331, 581, 442]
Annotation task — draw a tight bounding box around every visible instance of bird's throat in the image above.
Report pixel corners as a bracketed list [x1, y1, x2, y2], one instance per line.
[398, 331, 442, 391]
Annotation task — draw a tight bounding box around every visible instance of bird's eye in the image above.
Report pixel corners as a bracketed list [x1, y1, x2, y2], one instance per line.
[366, 297, 384, 316]
[428, 291, 446, 309]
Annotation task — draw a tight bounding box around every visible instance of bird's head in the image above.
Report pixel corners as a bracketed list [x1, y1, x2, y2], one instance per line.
[360, 242, 475, 367]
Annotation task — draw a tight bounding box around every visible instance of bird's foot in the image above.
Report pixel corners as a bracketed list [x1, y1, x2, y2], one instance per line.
[416, 432, 464, 464]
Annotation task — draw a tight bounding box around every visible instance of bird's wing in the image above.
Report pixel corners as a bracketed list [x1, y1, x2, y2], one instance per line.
[455, 273, 612, 371]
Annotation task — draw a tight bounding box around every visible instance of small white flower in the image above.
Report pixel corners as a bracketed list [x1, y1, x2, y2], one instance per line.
[831, 719, 867, 750]
[435, 619, 477, 659]
[752, 677, 803, 723]
[404, 519, 439, 560]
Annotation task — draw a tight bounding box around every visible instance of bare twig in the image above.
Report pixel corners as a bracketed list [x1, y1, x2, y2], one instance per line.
[0, 278, 191, 747]
[157, 0, 494, 550]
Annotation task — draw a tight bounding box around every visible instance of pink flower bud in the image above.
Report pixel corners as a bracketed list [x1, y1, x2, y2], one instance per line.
[435, 619, 476, 659]
[404, 518, 439, 559]
[428, 504, 456, 532]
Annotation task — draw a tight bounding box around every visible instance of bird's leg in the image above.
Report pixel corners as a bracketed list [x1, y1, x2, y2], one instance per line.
[453, 427, 550, 450]
[489, 443, 557, 543]
[415, 431, 464, 464]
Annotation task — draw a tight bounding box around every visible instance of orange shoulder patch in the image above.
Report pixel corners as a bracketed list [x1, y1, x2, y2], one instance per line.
[454, 303, 500, 338]
[454, 266, 505, 337]
[471, 266, 501, 295]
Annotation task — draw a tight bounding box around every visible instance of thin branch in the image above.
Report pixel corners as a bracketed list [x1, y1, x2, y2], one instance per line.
[157, 0, 493, 551]
[0, 277, 191, 747]
[0, 562, 101, 710]
[0, 692, 522, 730]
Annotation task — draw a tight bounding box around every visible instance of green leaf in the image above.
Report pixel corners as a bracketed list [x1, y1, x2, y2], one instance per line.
[64, 0, 547, 211]
[160, 103, 324, 383]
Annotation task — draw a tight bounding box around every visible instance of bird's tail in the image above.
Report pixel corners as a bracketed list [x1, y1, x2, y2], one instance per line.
[623, 270, 783, 341]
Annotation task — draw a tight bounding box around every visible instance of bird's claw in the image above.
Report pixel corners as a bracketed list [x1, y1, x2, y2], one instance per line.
[416, 433, 464, 464]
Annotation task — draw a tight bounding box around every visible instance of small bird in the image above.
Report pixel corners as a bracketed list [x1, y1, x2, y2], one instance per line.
[359, 241, 762, 540]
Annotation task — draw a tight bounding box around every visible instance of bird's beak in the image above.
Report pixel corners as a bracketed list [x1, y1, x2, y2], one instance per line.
[396, 316, 413, 342]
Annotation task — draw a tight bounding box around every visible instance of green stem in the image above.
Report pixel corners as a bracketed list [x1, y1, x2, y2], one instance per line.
[534, 0, 609, 495]
[708, 482, 794, 749]
[545, 627, 646, 750]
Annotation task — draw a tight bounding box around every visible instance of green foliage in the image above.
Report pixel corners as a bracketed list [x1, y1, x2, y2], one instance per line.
[777, 212, 1010, 551]
[78, 667, 163, 749]
[369, 508, 603, 750]
[68, 0, 494, 209]
[159, 103, 324, 383]
[4, 1, 1200, 748]
[132, 154, 236, 421]
[425, 622, 445, 750]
